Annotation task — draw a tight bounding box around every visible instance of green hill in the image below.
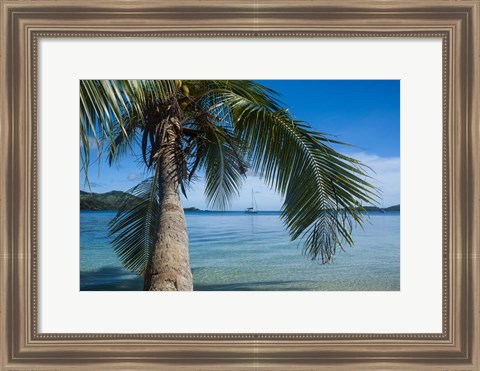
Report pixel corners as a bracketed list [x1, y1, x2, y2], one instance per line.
[80, 191, 202, 211]
[357, 204, 400, 212]
[384, 204, 400, 211]
[80, 190, 398, 213]
[80, 190, 140, 210]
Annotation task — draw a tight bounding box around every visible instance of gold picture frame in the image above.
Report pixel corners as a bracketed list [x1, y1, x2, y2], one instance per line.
[1, 0, 479, 369]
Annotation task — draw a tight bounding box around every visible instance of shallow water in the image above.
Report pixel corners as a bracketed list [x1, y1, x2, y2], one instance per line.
[80, 211, 400, 291]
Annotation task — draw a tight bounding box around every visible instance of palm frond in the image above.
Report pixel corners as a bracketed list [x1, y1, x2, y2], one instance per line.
[209, 82, 379, 262]
[107, 115, 140, 167]
[108, 169, 161, 275]
[202, 126, 248, 209]
[189, 91, 248, 209]
[80, 80, 177, 186]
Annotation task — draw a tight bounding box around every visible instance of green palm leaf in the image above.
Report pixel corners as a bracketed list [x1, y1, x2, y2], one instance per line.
[205, 81, 378, 262]
[80, 80, 177, 186]
[203, 126, 248, 209]
[108, 169, 161, 276]
[190, 91, 248, 209]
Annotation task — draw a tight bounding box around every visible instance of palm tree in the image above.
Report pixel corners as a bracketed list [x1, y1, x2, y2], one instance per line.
[80, 80, 377, 291]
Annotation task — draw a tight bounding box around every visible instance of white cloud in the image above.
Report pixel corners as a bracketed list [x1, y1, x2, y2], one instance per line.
[346, 152, 400, 207]
[127, 172, 140, 181]
[79, 135, 98, 150]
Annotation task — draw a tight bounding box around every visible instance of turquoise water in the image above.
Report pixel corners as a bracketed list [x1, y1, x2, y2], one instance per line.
[80, 211, 400, 291]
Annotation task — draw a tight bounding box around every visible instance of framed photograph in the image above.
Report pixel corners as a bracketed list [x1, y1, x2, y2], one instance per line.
[1, 0, 479, 370]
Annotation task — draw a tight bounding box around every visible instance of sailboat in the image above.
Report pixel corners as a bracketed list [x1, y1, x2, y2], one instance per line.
[244, 189, 258, 214]
[380, 197, 385, 213]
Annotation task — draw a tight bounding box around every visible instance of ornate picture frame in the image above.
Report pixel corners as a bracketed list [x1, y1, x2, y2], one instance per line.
[1, 1, 478, 369]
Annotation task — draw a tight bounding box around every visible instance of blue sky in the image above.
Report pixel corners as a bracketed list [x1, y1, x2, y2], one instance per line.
[81, 80, 400, 210]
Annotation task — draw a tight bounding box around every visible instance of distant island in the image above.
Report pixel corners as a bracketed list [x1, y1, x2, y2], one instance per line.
[80, 190, 201, 211]
[184, 207, 201, 211]
[80, 190, 140, 210]
[80, 190, 399, 213]
[362, 205, 400, 212]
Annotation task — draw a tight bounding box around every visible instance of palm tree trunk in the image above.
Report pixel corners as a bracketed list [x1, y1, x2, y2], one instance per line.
[143, 120, 193, 291]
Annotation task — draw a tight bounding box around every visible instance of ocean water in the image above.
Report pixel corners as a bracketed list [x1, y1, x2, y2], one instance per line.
[80, 211, 400, 291]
